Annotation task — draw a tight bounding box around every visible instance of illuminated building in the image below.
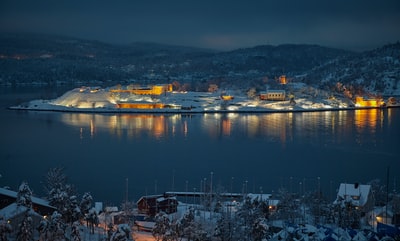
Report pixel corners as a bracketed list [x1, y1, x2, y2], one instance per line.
[354, 96, 385, 107]
[110, 84, 172, 96]
[260, 90, 286, 101]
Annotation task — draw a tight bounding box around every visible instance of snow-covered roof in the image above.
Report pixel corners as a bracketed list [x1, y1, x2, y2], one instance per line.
[0, 203, 42, 220]
[372, 206, 394, 217]
[0, 187, 54, 209]
[104, 206, 119, 212]
[247, 193, 272, 201]
[156, 196, 177, 202]
[268, 199, 280, 206]
[335, 183, 371, 207]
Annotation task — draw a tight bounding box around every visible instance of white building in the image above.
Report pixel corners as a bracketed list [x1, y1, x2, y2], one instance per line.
[334, 183, 374, 212]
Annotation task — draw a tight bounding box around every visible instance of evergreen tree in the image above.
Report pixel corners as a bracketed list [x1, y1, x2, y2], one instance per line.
[65, 195, 81, 224]
[0, 216, 12, 241]
[273, 189, 300, 223]
[86, 208, 99, 234]
[45, 167, 76, 220]
[152, 212, 170, 241]
[214, 215, 231, 241]
[80, 192, 93, 217]
[48, 211, 66, 241]
[110, 225, 130, 241]
[44, 167, 67, 194]
[236, 196, 260, 239]
[37, 218, 49, 241]
[251, 217, 269, 241]
[177, 208, 196, 240]
[17, 182, 32, 208]
[16, 211, 33, 241]
[71, 221, 81, 241]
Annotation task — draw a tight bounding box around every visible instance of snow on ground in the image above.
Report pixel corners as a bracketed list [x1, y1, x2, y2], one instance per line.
[9, 85, 360, 113]
[133, 231, 156, 241]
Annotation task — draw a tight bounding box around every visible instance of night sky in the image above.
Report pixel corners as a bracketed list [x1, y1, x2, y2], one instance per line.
[1, 0, 399, 50]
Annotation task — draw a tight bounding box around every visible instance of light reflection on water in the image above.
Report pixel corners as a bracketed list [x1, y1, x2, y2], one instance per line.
[58, 110, 392, 148]
[2, 93, 399, 204]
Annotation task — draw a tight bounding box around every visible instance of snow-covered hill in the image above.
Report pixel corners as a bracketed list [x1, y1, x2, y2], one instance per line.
[306, 42, 400, 96]
[0, 33, 398, 96]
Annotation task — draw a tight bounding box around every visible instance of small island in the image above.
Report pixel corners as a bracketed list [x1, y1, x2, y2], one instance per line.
[9, 83, 398, 113]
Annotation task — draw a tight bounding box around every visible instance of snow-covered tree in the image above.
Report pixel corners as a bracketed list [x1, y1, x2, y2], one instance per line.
[272, 189, 301, 223]
[251, 217, 269, 241]
[107, 222, 114, 241]
[79, 192, 93, 217]
[86, 207, 99, 234]
[236, 196, 261, 239]
[152, 212, 170, 241]
[16, 211, 33, 241]
[64, 195, 81, 224]
[110, 224, 130, 241]
[37, 218, 50, 241]
[44, 167, 76, 219]
[214, 214, 232, 241]
[44, 167, 67, 194]
[176, 207, 196, 240]
[17, 181, 32, 208]
[48, 211, 66, 241]
[0, 216, 12, 241]
[334, 201, 361, 229]
[70, 221, 81, 241]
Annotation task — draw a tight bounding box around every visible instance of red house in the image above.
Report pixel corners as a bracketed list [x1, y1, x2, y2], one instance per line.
[137, 194, 178, 216]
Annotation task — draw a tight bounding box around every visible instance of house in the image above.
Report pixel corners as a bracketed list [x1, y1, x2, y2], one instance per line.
[0, 187, 56, 216]
[0, 203, 43, 231]
[334, 183, 374, 213]
[247, 193, 280, 213]
[260, 90, 286, 101]
[372, 206, 394, 226]
[137, 194, 178, 216]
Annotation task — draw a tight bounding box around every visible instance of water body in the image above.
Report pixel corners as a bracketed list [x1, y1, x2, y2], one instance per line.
[1, 87, 399, 205]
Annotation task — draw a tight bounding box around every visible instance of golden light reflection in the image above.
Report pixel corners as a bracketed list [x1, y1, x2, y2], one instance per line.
[58, 109, 389, 145]
[354, 109, 379, 130]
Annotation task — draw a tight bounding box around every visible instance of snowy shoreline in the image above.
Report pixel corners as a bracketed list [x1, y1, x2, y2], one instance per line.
[8, 103, 398, 114]
[7, 86, 399, 114]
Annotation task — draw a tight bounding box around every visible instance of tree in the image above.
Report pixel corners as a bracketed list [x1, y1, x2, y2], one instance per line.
[65, 195, 82, 225]
[16, 211, 33, 241]
[86, 208, 99, 234]
[214, 215, 232, 241]
[0, 216, 12, 241]
[272, 189, 300, 223]
[110, 224, 130, 241]
[44, 167, 67, 195]
[17, 181, 32, 208]
[48, 211, 66, 241]
[107, 223, 114, 241]
[152, 212, 170, 241]
[176, 207, 196, 241]
[80, 192, 93, 218]
[45, 167, 76, 219]
[37, 218, 50, 241]
[70, 221, 81, 241]
[251, 217, 269, 241]
[247, 87, 257, 99]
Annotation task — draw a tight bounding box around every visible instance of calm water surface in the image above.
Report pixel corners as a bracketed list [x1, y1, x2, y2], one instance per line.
[1, 87, 399, 205]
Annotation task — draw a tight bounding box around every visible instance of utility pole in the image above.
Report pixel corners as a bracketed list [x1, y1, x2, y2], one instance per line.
[386, 166, 390, 224]
[125, 178, 128, 222]
[210, 171, 214, 220]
